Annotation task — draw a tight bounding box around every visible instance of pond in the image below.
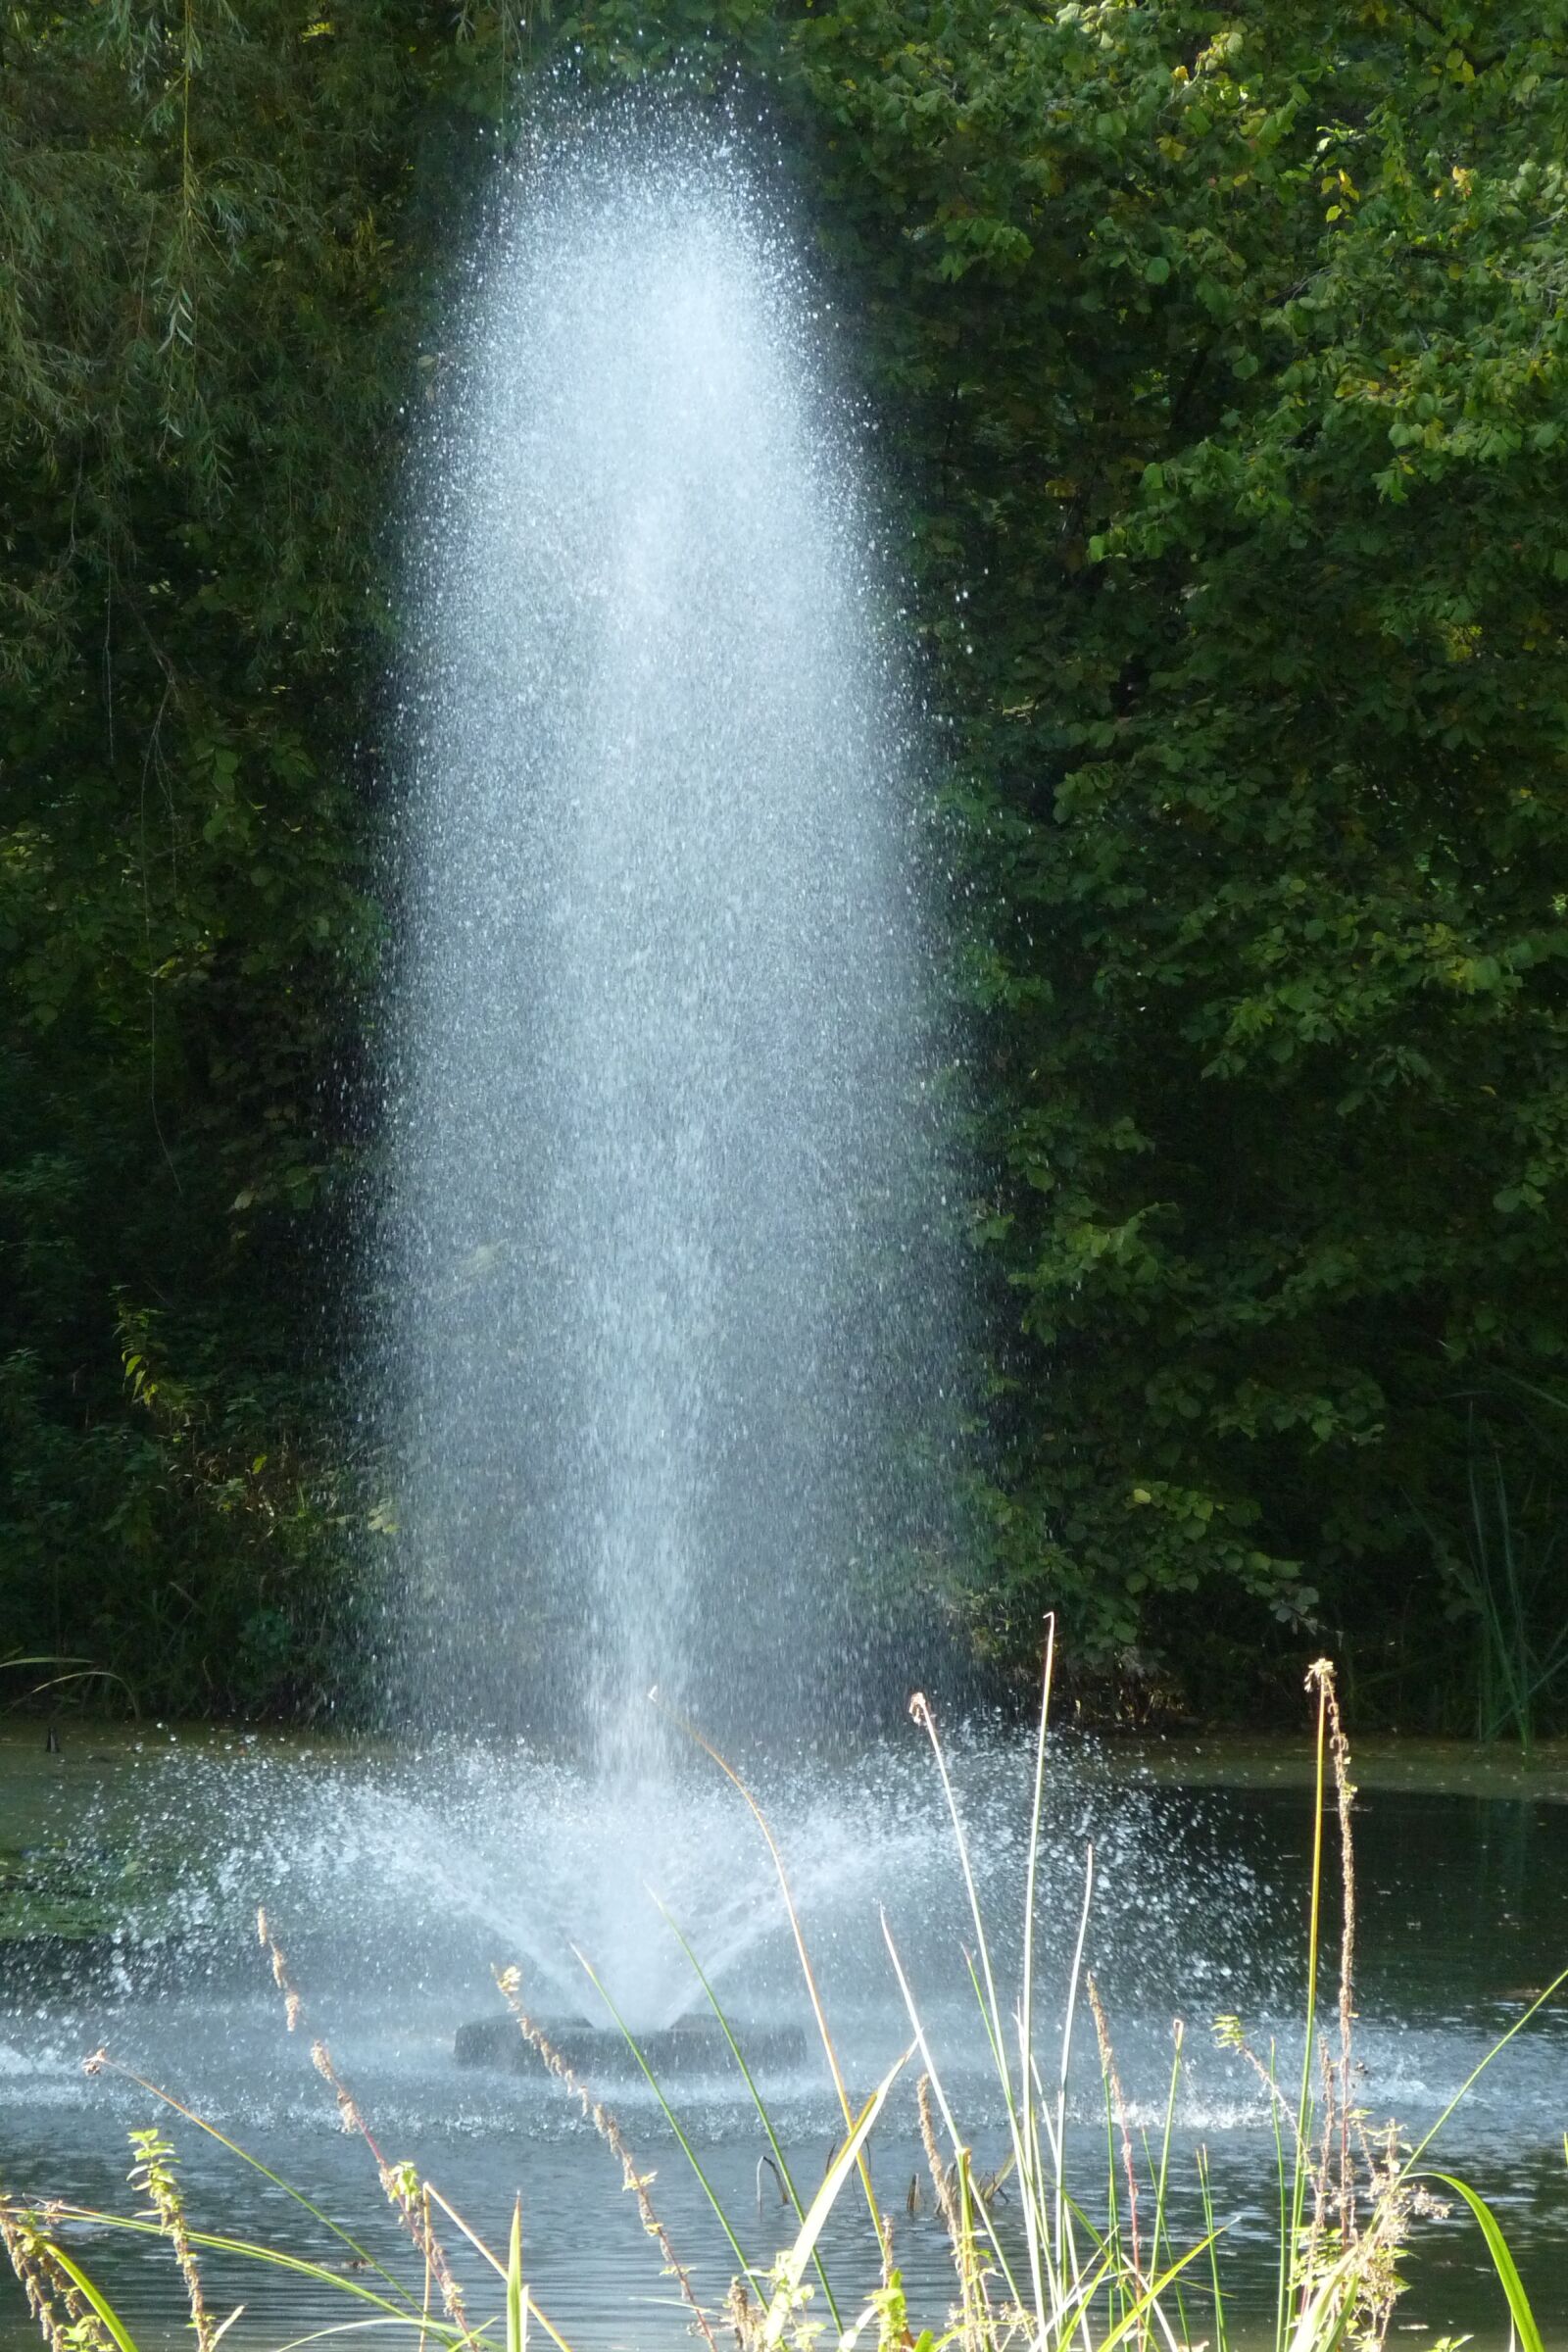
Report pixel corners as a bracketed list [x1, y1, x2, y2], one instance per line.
[2, 1723, 1565, 2350]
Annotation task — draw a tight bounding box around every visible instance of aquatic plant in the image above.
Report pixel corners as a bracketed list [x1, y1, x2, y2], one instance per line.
[2, 1653, 1559, 2352]
[1416, 1381, 1568, 1752]
[609, 1651, 1560, 2351]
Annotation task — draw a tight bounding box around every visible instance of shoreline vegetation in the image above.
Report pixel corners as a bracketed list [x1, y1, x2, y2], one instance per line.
[4, 1658, 1562, 2352]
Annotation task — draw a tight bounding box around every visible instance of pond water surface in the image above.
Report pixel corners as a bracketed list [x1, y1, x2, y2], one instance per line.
[2, 1725, 1565, 2351]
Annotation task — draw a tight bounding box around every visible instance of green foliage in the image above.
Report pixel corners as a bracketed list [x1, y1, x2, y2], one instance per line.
[742, 0, 1568, 1706]
[5, 0, 1568, 1721]
[0, 3, 515, 1712]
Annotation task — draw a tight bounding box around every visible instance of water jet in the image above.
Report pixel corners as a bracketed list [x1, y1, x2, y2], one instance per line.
[383, 113, 957, 2030]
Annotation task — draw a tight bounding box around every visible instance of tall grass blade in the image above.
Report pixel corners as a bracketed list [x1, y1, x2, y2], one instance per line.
[878, 1912, 1025, 2312]
[648, 1890, 844, 2332]
[908, 1692, 1010, 2080]
[912, 1683, 1069, 2334]
[420, 2179, 577, 2349]
[89, 2057, 405, 2303]
[573, 1948, 755, 2286]
[1093, 2235, 1218, 2352]
[760, 2050, 906, 2351]
[506, 2200, 526, 2352]
[1404, 1962, 1568, 2169]
[656, 1695, 881, 2235]
[1018, 1619, 1056, 2329]
[1055, 1838, 1096, 2343]
[1286, 1664, 1331, 2352]
[0, 1659, 139, 1714]
[29, 2209, 457, 2334]
[1195, 2149, 1231, 2352]
[26, 2240, 142, 2352]
[1424, 2175, 1544, 2352]
[270, 2325, 463, 2352]
[1281, 2239, 1361, 2352]
[1148, 2023, 1188, 2349]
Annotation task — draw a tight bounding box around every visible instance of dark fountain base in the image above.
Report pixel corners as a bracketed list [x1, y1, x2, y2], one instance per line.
[454, 2013, 808, 2080]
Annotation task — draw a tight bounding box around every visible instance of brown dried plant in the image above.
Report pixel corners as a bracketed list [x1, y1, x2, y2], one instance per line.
[1084, 1973, 1143, 2299]
[915, 2072, 992, 2352]
[255, 1907, 473, 2341]
[495, 1965, 720, 2352]
[0, 2193, 114, 2352]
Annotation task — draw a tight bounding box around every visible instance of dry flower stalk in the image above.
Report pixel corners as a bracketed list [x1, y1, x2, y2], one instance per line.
[256, 1907, 471, 2340]
[496, 1965, 718, 2352]
[1085, 1973, 1143, 2292]
[0, 2194, 113, 2352]
[128, 2127, 216, 2352]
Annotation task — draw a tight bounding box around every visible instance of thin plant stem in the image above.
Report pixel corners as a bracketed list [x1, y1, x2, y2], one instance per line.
[572, 1948, 756, 2289]
[880, 1915, 1025, 2314]
[1018, 1618, 1057, 2332]
[1086, 1978, 1141, 2304]
[647, 1891, 844, 2334]
[1057, 1841, 1097, 2352]
[1149, 2023, 1184, 2335]
[1196, 2148, 1231, 2352]
[655, 1694, 882, 2243]
[1404, 1962, 1568, 2173]
[81, 2051, 405, 2308]
[494, 1969, 718, 2352]
[911, 1689, 1058, 2329]
[1288, 1664, 1333, 2346]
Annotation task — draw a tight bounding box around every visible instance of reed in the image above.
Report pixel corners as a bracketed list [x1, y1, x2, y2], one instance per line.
[1416, 1379, 1568, 1751]
[591, 1646, 1561, 2352]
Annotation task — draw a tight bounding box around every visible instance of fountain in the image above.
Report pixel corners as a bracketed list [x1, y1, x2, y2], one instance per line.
[387, 120, 954, 1746]
[379, 113, 960, 2034]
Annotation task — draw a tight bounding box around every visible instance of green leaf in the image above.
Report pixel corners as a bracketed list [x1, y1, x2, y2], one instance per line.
[1424, 2174, 1544, 2352]
[761, 2051, 907, 2348]
[35, 2244, 143, 2352]
[506, 2199, 526, 2352]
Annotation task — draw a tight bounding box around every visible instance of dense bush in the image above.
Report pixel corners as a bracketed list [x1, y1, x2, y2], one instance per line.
[764, 0, 1568, 1714]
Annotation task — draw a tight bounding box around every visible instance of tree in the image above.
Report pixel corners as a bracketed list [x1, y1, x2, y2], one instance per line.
[773, 0, 1568, 1709]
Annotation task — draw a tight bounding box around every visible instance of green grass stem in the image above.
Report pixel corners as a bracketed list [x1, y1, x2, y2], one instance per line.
[657, 1694, 882, 2242]
[646, 1889, 845, 2333]
[90, 2056, 407, 2307]
[572, 1948, 757, 2291]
